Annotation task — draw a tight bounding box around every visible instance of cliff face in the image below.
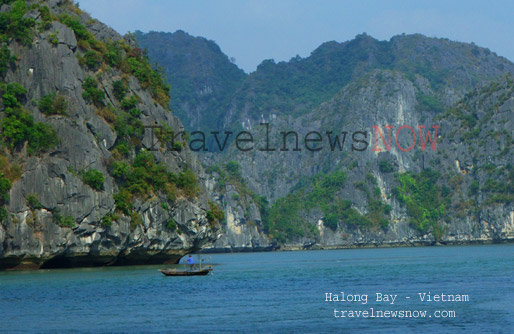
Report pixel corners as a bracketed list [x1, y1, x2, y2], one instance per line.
[256, 73, 514, 249]
[137, 32, 514, 250]
[0, 0, 224, 269]
[1, 3, 512, 268]
[204, 174, 274, 252]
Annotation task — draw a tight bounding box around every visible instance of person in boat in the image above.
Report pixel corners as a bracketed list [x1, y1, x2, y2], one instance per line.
[186, 255, 195, 271]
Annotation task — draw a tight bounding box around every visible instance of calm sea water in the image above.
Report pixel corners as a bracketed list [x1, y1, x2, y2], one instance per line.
[1, 244, 513, 333]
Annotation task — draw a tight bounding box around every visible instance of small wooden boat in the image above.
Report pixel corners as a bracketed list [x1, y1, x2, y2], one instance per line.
[159, 266, 213, 276]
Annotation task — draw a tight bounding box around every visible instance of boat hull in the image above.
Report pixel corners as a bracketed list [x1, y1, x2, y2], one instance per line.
[159, 268, 212, 276]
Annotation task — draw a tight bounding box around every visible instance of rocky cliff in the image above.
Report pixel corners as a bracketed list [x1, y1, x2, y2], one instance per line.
[1, 3, 512, 267]
[136, 31, 514, 250]
[0, 0, 226, 269]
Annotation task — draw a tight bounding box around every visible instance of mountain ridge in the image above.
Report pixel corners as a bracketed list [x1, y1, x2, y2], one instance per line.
[0, 1, 512, 268]
[137, 30, 514, 250]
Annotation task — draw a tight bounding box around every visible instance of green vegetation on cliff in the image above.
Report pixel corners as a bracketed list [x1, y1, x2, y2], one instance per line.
[58, 13, 170, 107]
[0, 0, 26, 77]
[206, 201, 225, 227]
[1, 83, 58, 154]
[0, 81, 58, 222]
[82, 169, 105, 191]
[352, 173, 391, 229]
[265, 170, 390, 243]
[0, 0, 36, 46]
[109, 151, 198, 215]
[393, 170, 450, 240]
[38, 93, 68, 115]
[0, 172, 10, 222]
[482, 164, 514, 204]
[266, 171, 346, 242]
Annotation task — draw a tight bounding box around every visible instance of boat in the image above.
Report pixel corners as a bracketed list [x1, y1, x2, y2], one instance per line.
[159, 255, 213, 276]
[159, 266, 213, 276]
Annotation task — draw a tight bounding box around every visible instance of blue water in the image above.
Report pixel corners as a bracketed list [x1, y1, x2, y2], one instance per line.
[1, 244, 513, 333]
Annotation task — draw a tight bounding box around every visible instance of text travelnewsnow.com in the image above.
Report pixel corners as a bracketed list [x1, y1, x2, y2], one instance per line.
[325, 291, 469, 319]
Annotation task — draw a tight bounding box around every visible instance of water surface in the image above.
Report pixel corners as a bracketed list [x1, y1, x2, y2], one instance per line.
[1, 244, 513, 333]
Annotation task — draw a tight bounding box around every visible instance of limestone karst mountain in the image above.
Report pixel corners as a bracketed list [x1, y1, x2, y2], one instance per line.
[136, 31, 514, 249]
[0, 2, 512, 270]
[0, 0, 229, 269]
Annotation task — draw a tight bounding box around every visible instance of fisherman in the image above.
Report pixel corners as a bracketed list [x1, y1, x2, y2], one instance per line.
[186, 255, 195, 271]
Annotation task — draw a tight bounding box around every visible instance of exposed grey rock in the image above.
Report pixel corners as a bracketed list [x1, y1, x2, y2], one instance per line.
[0, 1, 220, 270]
[201, 177, 274, 252]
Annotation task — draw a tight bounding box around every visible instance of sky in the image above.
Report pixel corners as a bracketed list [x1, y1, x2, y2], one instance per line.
[78, 0, 514, 73]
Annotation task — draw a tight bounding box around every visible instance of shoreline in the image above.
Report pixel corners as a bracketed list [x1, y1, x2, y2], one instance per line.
[199, 238, 514, 254]
[2, 238, 512, 271]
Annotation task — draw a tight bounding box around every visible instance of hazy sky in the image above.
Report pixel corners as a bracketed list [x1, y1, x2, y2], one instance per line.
[78, 0, 514, 73]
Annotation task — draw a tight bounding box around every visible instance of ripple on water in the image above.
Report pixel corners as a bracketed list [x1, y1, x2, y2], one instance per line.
[0, 244, 512, 333]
